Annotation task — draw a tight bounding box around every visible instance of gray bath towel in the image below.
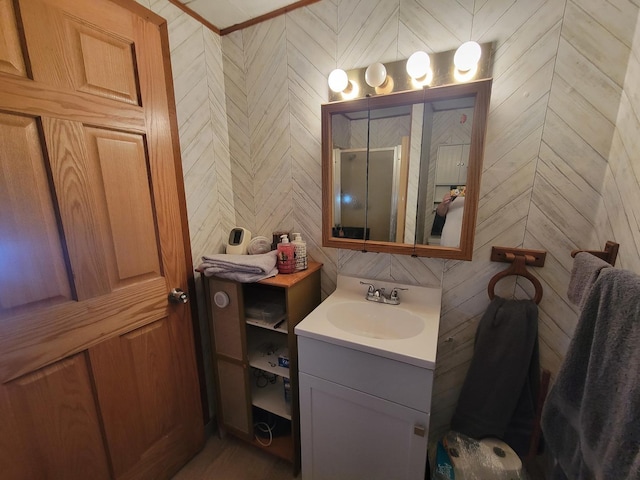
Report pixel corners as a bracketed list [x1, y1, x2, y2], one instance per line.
[566, 252, 610, 307]
[542, 268, 640, 479]
[451, 296, 539, 457]
[199, 250, 278, 282]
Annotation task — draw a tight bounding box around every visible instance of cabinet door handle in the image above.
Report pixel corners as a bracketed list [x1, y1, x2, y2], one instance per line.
[414, 425, 426, 437]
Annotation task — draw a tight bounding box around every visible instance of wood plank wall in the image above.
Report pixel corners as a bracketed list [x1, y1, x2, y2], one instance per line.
[136, 0, 640, 443]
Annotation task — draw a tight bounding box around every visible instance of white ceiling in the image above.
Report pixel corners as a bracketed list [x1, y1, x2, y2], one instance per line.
[177, 0, 303, 32]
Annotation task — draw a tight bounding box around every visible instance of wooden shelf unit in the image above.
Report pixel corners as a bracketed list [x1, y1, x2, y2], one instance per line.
[201, 261, 322, 474]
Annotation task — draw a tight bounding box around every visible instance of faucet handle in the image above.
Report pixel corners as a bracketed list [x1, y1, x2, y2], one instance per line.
[390, 287, 408, 299]
[359, 281, 376, 294]
[367, 287, 385, 298]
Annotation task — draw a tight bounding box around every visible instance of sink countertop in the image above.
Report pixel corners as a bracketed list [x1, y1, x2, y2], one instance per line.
[294, 275, 442, 369]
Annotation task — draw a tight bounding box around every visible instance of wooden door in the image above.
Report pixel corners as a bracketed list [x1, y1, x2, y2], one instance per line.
[0, 0, 203, 479]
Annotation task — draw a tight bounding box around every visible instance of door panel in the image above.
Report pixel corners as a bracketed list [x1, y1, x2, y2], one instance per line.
[67, 21, 140, 104]
[209, 278, 244, 360]
[0, 113, 72, 312]
[90, 318, 202, 479]
[300, 373, 428, 480]
[0, 0, 203, 478]
[0, 355, 111, 480]
[217, 360, 251, 437]
[18, 0, 138, 94]
[43, 117, 113, 299]
[0, 0, 26, 77]
[84, 127, 161, 284]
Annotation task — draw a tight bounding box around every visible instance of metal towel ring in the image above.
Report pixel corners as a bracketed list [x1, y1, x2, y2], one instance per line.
[487, 253, 543, 304]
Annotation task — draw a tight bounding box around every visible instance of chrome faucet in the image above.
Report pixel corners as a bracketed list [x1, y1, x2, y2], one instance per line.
[360, 282, 408, 305]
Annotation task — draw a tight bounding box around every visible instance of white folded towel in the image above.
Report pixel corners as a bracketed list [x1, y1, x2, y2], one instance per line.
[199, 250, 278, 283]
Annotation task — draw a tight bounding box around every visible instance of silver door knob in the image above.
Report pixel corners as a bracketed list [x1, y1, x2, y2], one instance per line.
[168, 288, 188, 304]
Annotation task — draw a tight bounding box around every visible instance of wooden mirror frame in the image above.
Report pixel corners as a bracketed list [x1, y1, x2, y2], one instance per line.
[322, 79, 492, 260]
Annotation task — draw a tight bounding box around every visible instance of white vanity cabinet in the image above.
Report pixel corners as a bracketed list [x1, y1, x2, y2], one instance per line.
[297, 336, 434, 480]
[294, 274, 441, 480]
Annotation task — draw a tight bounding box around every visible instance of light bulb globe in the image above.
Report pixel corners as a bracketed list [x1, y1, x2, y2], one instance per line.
[454, 41, 481, 72]
[406, 51, 431, 79]
[328, 69, 349, 93]
[365, 62, 387, 88]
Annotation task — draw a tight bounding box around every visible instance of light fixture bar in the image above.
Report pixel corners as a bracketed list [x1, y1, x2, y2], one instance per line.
[328, 42, 493, 102]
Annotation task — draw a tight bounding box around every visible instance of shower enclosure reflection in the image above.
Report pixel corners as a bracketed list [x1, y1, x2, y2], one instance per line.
[334, 146, 407, 243]
[331, 102, 412, 243]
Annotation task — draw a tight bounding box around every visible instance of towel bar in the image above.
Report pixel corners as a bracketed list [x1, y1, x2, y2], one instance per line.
[570, 240, 619, 266]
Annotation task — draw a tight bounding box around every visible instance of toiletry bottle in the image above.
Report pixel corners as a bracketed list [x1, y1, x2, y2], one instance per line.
[276, 234, 295, 274]
[272, 230, 288, 251]
[291, 233, 307, 271]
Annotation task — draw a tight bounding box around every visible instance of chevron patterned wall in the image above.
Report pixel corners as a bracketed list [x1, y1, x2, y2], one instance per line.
[138, 0, 640, 443]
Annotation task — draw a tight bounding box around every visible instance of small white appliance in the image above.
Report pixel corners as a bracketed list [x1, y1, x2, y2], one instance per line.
[226, 227, 251, 254]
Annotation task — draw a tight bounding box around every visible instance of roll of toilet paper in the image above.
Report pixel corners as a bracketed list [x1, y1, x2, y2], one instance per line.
[478, 437, 522, 474]
[444, 431, 524, 480]
[248, 236, 271, 255]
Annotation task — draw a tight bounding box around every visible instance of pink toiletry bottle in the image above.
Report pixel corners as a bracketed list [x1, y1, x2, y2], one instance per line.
[276, 234, 295, 274]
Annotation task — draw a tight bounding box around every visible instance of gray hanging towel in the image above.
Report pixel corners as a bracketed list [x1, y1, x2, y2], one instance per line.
[566, 251, 611, 307]
[541, 267, 640, 479]
[451, 296, 539, 457]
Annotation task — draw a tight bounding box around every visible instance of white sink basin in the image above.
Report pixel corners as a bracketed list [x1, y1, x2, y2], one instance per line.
[327, 301, 425, 339]
[295, 275, 442, 368]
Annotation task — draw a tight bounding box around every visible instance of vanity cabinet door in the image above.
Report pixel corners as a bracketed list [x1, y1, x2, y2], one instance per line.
[299, 373, 428, 480]
[433, 144, 470, 210]
[435, 144, 469, 185]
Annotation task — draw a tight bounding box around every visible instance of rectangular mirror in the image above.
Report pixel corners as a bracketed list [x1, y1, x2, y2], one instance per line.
[322, 79, 492, 260]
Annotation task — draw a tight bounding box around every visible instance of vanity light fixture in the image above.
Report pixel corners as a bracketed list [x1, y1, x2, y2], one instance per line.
[328, 68, 359, 98]
[406, 51, 432, 87]
[327, 42, 492, 101]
